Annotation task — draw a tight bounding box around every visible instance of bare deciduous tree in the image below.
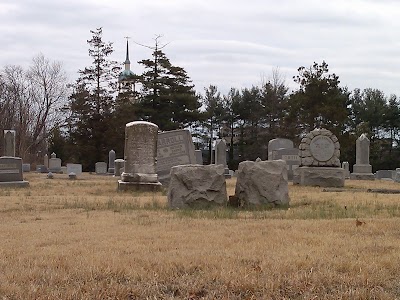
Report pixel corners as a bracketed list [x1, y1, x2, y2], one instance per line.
[0, 54, 67, 162]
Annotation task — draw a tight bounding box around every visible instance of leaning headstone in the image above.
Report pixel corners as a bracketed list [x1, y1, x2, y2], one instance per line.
[108, 150, 116, 174]
[168, 164, 227, 208]
[271, 148, 300, 180]
[48, 153, 62, 173]
[215, 139, 231, 178]
[350, 134, 375, 180]
[67, 163, 82, 176]
[296, 128, 345, 187]
[114, 159, 125, 177]
[0, 157, 29, 187]
[118, 121, 161, 191]
[156, 129, 196, 183]
[342, 161, 350, 179]
[95, 162, 107, 174]
[268, 138, 294, 160]
[195, 150, 203, 165]
[22, 163, 31, 172]
[235, 160, 290, 206]
[4, 130, 16, 157]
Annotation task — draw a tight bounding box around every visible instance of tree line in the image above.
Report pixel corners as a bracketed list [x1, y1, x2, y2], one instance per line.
[1, 28, 399, 171]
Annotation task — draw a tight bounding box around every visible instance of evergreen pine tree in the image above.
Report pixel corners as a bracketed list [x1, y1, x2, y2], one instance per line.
[65, 28, 120, 170]
[136, 37, 201, 131]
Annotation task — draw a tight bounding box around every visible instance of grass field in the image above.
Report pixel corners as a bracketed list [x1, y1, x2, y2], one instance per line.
[1, 173, 400, 299]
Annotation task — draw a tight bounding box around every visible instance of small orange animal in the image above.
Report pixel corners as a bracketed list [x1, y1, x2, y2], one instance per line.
[356, 218, 366, 226]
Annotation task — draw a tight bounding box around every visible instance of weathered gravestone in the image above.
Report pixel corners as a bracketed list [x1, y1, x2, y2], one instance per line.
[49, 153, 62, 173]
[61, 166, 67, 174]
[195, 150, 203, 165]
[350, 134, 375, 180]
[342, 161, 350, 179]
[22, 163, 30, 172]
[271, 148, 300, 180]
[215, 139, 231, 178]
[108, 150, 115, 174]
[114, 159, 125, 177]
[118, 121, 161, 191]
[4, 130, 16, 157]
[235, 160, 290, 206]
[67, 163, 82, 176]
[295, 128, 345, 187]
[156, 129, 196, 183]
[268, 138, 294, 161]
[394, 168, 400, 183]
[375, 170, 394, 180]
[0, 157, 29, 187]
[168, 164, 227, 208]
[36, 165, 48, 173]
[95, 162, 107, 174]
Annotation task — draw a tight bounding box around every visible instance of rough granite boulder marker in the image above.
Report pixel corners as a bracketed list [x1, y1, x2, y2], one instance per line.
[168, 164, 227, 208]
[234, 160, 290, 206]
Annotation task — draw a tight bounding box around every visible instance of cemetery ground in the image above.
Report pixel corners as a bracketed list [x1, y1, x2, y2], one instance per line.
[1, 174, 400, 299]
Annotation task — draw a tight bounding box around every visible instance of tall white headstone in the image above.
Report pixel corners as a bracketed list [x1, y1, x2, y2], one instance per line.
[350, 134, 374, 180]
[118, 121, 161, 191]
[108, 150, 116, 174]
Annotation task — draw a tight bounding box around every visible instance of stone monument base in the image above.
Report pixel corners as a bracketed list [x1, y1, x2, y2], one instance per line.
[350, 173, 375, 180]
[0, 181, 29, 188]
[294, 167, 345, 187]
[118, 180, 162, 192]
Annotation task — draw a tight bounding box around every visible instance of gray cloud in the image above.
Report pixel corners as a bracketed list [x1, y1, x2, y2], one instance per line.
[1, 0, 400, 97]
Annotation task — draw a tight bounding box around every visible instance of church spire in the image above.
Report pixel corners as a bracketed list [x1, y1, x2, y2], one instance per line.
[124, 37, 130, 71]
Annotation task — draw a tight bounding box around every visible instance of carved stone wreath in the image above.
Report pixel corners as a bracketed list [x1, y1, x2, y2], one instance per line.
[299, 128, 340, 167]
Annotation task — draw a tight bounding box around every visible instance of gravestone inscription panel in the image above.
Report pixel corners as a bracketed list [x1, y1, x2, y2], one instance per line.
[157, 129, 196, 182]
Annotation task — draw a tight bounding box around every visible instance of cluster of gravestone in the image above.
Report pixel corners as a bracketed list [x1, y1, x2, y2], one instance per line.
[36, 152, 82, 180]
[115, 121, 290, 208]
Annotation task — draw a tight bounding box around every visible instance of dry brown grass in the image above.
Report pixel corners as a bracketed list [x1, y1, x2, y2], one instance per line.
[1, 173, 400, 299]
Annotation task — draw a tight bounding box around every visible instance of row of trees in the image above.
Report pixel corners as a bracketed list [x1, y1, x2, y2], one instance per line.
[1, 28, 399, 171]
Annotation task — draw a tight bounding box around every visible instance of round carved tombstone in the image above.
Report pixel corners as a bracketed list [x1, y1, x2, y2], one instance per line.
[299, 128, 340, 167]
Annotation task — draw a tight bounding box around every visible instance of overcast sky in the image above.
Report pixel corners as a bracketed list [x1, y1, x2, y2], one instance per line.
[1, 0, 400, 97]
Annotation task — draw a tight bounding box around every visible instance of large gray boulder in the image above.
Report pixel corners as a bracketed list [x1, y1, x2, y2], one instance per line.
[235, 160, 290, 206]
[168, 164, 227, 208]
